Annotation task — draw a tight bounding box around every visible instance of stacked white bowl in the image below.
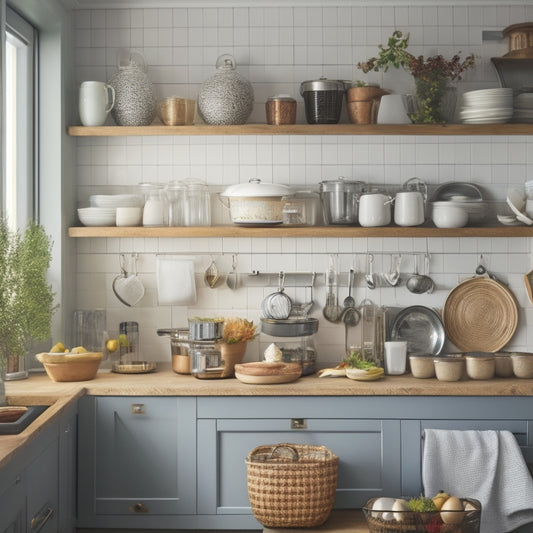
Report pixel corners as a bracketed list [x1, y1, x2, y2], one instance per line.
[513, 92, 533, 123]
[459, 88, 514, 124]
[78, 194, 144, 226]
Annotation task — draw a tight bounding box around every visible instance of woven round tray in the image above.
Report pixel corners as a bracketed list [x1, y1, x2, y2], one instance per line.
[443, 277, 518, 352]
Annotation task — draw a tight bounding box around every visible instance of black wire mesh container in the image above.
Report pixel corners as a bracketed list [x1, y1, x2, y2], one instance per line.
[300, 78, 346, 124]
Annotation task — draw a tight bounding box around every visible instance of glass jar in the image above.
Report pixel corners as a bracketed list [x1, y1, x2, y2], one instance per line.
[139, 183, 166, 227]
[118, 321, 139, 365]
[166, 180, 186, 226]
[184, 179, 211, 226]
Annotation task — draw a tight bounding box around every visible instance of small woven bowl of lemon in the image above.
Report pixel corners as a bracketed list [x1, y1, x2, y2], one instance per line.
[344, 351, 384, 381]
[36, 342, 103, 382]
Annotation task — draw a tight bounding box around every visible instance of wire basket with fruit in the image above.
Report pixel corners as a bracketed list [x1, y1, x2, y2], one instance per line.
[363, 494, 481, 533]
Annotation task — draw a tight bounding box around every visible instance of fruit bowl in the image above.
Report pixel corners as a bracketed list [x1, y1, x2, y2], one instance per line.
[363, 497, 481, 533]
[36, 352, 103, 382]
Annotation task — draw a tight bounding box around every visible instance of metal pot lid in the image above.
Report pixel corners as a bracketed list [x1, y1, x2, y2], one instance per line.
[267, 94, 296, 102]
[319, 177, 366, 193]
[300, 78, 347, 93]
[260, 317, 319, 337]
[221, 178, 292, 198]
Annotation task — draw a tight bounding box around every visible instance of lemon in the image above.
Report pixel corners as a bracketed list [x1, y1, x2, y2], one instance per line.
[50, 342, 65, 353]
[72, 346, 87, 354]
[119, 334, 128, 346]
[106, 339, 119, 353]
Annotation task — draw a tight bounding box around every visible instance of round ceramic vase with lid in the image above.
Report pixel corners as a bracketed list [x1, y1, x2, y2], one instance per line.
[198, 54, 254, 125]
[108, 50, 156, 126]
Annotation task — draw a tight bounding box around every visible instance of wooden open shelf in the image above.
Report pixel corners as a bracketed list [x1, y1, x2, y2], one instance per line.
[67, 123, 533, 137]
[68, 225, 533, 238]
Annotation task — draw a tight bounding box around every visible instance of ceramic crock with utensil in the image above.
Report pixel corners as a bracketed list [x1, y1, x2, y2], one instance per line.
[319, 178, 365, 225]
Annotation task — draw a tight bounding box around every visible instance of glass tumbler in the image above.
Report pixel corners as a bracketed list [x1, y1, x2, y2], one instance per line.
[72, 309, 107, 353]
[185, 179, 211, 226]
[119, 321, 139, 365]
[166, 180, 186, 226]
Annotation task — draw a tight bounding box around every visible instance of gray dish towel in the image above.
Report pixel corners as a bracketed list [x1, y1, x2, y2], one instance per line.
[423, 429, 533, 533]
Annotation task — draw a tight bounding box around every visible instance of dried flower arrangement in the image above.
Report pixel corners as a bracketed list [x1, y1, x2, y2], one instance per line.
[221, 317, 258, 345]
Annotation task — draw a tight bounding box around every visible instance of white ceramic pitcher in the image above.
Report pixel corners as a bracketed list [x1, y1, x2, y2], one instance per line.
[79, 81, 115, 126]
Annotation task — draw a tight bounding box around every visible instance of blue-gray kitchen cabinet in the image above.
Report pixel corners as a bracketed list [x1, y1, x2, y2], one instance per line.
[77, 396, 196, 529]
[0, 473, 25, 533]
[196, 396, 402, 515]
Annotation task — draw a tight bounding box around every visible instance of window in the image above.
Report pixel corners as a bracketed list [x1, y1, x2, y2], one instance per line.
[4, 6, 36, 230]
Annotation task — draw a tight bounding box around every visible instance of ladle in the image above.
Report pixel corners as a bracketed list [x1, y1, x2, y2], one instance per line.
[406, 254, 434, 294]
[365, 254, 376, 290]
[226, 254, 239, 290]
[342, 269, 361, 327]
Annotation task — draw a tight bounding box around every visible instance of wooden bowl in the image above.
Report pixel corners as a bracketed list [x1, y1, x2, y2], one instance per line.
[35, 352, 102, 382]
[0, 406, 28, 423]
[234, 362, 301, 384]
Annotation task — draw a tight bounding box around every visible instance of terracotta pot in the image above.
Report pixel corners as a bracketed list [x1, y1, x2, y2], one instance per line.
[346, 87, 389, 124]
[219, 342, 247, 378]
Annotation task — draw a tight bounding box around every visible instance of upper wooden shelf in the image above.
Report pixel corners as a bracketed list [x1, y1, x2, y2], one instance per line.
[67, 123, 533, 137]
[68, 225, 533, 238]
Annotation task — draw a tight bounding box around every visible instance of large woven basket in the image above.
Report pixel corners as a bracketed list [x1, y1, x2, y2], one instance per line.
[245, 443, 339, 528]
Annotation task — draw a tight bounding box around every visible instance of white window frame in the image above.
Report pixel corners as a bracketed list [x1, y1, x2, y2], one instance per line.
[4, 5, 36, 229]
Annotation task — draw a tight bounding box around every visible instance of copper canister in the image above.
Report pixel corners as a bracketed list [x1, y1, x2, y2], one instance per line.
[266, 95, 297, 125]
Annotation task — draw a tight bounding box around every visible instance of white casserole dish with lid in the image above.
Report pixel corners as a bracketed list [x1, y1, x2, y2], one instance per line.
[220, 178, 292, 225]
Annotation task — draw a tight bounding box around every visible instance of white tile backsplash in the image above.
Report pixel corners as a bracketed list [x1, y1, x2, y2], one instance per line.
[74, 2, 533, 366]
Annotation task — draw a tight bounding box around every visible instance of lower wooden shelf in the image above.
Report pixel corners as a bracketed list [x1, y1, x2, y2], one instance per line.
[68, 224, 533, 238]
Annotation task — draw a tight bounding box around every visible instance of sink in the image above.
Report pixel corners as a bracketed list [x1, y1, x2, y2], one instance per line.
[0, 405, 48, 435]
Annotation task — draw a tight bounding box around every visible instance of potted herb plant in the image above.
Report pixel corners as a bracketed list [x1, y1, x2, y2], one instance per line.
[346, 81, 389, 124]
[0, 218, 56, 380]
[357, 30, 475, 124]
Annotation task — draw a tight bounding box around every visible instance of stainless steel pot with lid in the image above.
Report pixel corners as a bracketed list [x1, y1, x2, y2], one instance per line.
[300, 78, 347, 124]
[319, 177, 366, 225]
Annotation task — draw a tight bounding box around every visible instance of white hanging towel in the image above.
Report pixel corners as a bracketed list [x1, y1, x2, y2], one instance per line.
[423, 429, 533, 533]
[157, 255, 197, 306]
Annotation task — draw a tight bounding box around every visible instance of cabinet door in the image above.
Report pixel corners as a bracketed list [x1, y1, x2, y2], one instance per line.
[58, 408, 77, 533]
[78, 396, 196, 521]
[25, 438, 59, 533]
[198, 417, 401, 514]
[0, 476, 25, 533]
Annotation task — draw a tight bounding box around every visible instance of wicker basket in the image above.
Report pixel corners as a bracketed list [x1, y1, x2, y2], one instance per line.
[245, 443, 339, 528]
[363, 498, 481, 533]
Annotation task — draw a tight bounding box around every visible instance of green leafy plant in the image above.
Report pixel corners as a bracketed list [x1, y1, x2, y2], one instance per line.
[342, 350, 377, 369]
[357, 30, 475, 123]
[0, 218, 57, 375]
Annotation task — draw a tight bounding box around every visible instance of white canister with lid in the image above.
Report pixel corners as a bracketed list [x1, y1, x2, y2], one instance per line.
[219, 179, 292, 225]
[140, 183, 166, 227]
[358, 192, 392, 227]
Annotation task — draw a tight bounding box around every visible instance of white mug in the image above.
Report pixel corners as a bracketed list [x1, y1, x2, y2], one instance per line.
[358, 193, 391, 227]
[394, 191, 425, 226]
[79, 81, 115, 126]
[376, 94, 411, 124]
[384, 341, 407, 375]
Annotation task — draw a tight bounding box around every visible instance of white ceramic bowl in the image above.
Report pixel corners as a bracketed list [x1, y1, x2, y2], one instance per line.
[116, 206, 143, 227]
[90, 194, 144, 208]
[78, 207, 116, 227]
[510, 352, 533, 378]
[431, 202, 469, 228]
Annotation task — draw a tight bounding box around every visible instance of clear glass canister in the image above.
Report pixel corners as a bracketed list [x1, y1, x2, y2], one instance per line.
[139, 182, 166, 227]
[184, 179, 211, 226]
[282, 190, 322, 225]
[266, 95, 297, 125]
[119, 321, 139, 365]
[166, 180, 186, 226]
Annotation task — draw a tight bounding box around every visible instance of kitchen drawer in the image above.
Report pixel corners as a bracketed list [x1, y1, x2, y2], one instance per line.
[197, 415, 401, 513]
[77, 396, 196, 527]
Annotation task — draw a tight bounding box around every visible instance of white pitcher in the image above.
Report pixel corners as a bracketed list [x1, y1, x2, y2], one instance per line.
[394, 191, 425, 226]
[79, 81, 115, 127]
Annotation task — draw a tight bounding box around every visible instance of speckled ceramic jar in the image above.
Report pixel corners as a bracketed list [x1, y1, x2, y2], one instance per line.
[108, 50, 156, 126]
[198, 54, 254, 125]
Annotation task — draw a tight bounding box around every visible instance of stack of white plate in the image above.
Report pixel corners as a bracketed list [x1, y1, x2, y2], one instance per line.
[513, 92, 533, 123]
[90, 194, 143, 208]
[78, 207, 116, 226]
[459, 88, 514, 124]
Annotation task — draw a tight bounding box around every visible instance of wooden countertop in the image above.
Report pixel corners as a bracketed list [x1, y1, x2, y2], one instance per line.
[5, 364, 533, 400]
[2, 365, 532, 470]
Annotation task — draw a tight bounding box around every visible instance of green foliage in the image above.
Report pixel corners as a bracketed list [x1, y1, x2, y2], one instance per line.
[343, 350, 377, 369]
[0, 218, 56, 366]
[357, 30, 413, 74]
[408, 496, 438, 512]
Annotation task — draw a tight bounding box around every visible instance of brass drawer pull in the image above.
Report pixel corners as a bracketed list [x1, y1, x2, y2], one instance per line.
[131, 404, 145, 414]
[291, 418, 307, 429]
[131, 502, 150, 513]
[31, 506, 54, 532]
